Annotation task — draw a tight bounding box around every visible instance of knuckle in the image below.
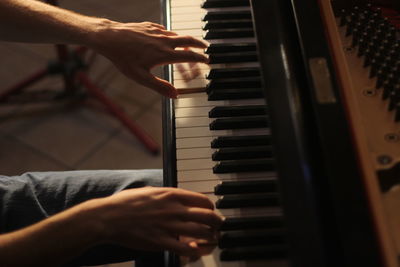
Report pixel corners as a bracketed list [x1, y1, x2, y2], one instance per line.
[161, 189, 180, 201]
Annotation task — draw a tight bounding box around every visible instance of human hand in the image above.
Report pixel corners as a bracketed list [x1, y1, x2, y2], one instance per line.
[89, 21, 208, 98]
[94, 187, 223, 257]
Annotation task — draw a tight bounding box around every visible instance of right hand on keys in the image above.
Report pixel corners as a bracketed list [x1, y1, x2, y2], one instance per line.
[91, 187, 223, 257]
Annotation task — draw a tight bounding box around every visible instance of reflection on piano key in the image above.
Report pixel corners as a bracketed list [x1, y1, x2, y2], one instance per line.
[214, 179, 277, 195]
[209, 116, 269, 130]
[219, 229, 285, 249]
[177, 170, 276, 182]
[220, 216, 284, 231]
[209, 105, 267, 118]
[175, 94, 264, 108]
[210, 135, 271, 148]
[216, 193, 280, 209]
[208, 88, 265, 100]
[211, 146, 273, 160]
[179, 176, 275, 192]
[176, 126, 270, 138]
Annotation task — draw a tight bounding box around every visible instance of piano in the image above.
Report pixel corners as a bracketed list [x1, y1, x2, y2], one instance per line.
[161, 0, 400, 266]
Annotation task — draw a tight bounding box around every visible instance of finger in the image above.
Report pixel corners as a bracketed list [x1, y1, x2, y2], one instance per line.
[166, 221, 218, 240]
[138, 71, 178, 98]
[181, 207, 223, 229]
[159, 236, 202, 257]
[161, 30, 178, 36]
[169, 50, 209, 64]
[170, 35, 209, 49]
[147, 28, 177, 36]
[165, 188, 215, 209]
[151, 22, 166, 30]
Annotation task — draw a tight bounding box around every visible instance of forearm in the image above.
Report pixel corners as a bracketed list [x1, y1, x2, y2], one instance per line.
[0, 0, 108, 45]
[0, 199, 104, 267]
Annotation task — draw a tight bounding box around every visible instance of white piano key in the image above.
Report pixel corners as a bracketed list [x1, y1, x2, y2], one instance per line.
[177, 170, 276, 182]
[183, 249, 289, 267]
[175, 107, 211, 118]
[176, 137, 213, 149]
[175, 94, 265, 108]
[171, 29, 203, 37]
[172, 13, 205, 23]
[175, 117, 211, 128]
[171, 7, 207, 16]
[174, 78, 208, 90]
[177, 147, 214, 160]
[177, 158, 215, 171]
[173, 63, 261, 79]
[172, 21, 205, 31]
[206, 193, 282, 218]
[170, 0, 203, 8]
[176, 126, 270, 138]
[179, 179, 216, 193]
[178, 176, 275, 193]
[175, 101, 266, 118]
[173, 68, 209, 81]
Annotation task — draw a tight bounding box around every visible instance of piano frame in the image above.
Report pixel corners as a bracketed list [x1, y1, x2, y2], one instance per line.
[161, 0, 384, 266]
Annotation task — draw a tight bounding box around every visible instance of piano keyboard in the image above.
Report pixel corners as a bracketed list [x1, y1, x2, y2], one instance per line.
[168, 0, 289, 266]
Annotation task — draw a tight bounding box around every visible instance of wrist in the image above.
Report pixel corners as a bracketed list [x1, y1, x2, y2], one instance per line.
[83, 18, 118, 50]
[68, 198, 110, 246]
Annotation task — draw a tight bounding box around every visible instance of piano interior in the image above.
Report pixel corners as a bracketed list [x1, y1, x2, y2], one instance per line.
[162, 0, 400, 266]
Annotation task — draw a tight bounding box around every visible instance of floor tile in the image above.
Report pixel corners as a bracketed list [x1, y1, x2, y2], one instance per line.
[9, 106, 122, 167]
[77, 108, 163, 170]
[0, 133, 69, 176]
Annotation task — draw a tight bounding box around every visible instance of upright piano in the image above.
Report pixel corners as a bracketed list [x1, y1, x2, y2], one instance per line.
[162, 0, 400, 266]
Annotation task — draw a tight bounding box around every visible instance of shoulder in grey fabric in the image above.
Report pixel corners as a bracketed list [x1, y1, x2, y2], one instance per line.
[0, 169, 163, 266]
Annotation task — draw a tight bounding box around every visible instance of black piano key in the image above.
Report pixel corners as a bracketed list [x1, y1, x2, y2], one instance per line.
[203, 10, 252, 21]
[208, 51, 258, 64]
[204, 28, 254, 40]
[220, 216, 283, 231]
[219, 229, 285, 249]
[220, 245, 287, 261]
[201, 0, 249, 8]
[212, 146, 273, 161]
[209, 116, 268, 130]
[207, 78, 262, 90]
[213, 159, 275, 173]
[211, 135, 271, 148]
[203, 21, 253, 30]
[208, 88, 264, 100]
[205, 43, 256, 54]
[216, 193, 279, 208]
[206, 67, 260, 79]
[214, 179, 276, 195]
[209, 105, 267, 118]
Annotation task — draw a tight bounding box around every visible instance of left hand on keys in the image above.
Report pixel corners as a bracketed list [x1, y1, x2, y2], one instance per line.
[89, 21, 209, 98]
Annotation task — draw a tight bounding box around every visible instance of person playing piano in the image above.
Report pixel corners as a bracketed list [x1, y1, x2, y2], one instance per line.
[0, 0, 222, 266]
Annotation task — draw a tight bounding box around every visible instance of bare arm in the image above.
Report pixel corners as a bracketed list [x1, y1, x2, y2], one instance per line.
[0, 187, 222, 266]
[0, 0, 208, 97]
[0, 199, 103, 267]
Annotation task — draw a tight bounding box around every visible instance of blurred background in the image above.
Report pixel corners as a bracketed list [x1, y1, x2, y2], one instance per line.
[0, 0, 164, 266]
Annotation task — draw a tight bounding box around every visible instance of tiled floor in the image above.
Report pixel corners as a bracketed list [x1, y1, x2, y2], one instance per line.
[0, 0, 164, 266]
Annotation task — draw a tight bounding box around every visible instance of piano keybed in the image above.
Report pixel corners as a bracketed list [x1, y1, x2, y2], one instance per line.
[166, 0, 290, 266]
